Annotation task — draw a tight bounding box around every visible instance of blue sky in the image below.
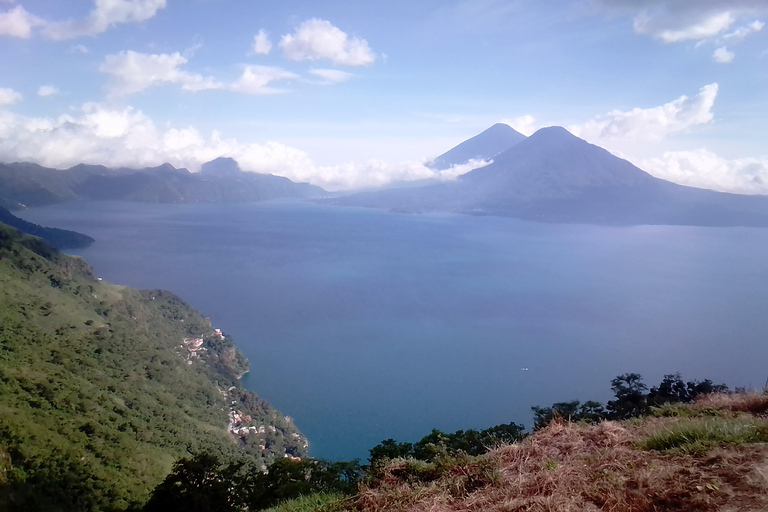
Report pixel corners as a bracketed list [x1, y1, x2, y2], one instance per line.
[0, 0, 767, 192]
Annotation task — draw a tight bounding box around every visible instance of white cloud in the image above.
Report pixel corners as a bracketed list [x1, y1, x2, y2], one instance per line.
[230, 65, 298, 95]
[100, 50, 222, 96]
[720, 19, 764, 42]
[570, 84, 718, 143]
[0, 5, 44, 38]
[634, 11, 735, 43]
[37, 85, 59, 97]
[601, 1, 768, 62]
[500, 115, 537, 136]
[252, 29, 272, 55]
[279, 19, 375, 66]
[640, 149, 768, 195]
[308, 68, 353, 84]
[712, 46, 735, 63]
[43, 0, 166, 40]
[0, 87, 21, 105]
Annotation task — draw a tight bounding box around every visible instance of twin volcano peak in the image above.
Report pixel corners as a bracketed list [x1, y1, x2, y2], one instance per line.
[431, 122, 527, 170]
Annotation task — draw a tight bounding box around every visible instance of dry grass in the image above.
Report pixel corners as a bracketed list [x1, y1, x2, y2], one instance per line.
[352, 395, 768, 512]
[693, 393, 768, 416]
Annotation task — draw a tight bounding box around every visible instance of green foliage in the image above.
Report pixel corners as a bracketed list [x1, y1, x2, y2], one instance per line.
[606, 373, 648, 420]
[647, 373, 728, 407]
[369, 422, 526, 465]
[643, 417, 768, 454]
[532, 373, 731, 429]
[0, 223, 306, 511]
[260, 492, 347, 512]
[531, 400, 608, 430]
[144, 452, 361, 512]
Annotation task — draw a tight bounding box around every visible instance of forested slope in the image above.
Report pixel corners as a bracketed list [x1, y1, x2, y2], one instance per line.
[0, 223, 306, 511]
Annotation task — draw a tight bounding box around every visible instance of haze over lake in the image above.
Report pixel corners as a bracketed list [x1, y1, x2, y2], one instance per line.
[20, 201, 768, 461]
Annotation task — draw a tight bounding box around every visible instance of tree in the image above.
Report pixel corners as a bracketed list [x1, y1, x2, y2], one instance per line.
[368, 439, 414, 465]
[607, 373, 648, 419]
[143, 453, 246, 512]
[531, 400, 607, 429]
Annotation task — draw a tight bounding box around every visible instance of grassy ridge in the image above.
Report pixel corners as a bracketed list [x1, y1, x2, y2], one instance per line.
[0, 223, 306, 511]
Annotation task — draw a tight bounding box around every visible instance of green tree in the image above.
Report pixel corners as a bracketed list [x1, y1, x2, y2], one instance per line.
[143, 453, 246, 512]
[607, 373, 648, 419]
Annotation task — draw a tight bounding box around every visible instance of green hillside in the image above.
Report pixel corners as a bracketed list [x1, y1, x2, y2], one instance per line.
[0, 223, 307, 511]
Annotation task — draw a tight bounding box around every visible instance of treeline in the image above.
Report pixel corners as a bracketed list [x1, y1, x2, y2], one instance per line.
[531, 372, 729, 429]
[139, 421, 526, 512]
[142, 372, 734, 512]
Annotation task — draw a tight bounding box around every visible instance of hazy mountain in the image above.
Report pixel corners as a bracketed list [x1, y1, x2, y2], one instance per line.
[0, 159, 325, 207]
[0, 205, 94, 248]
[329, 126, 768, 227]
[430, 123, 527, 170]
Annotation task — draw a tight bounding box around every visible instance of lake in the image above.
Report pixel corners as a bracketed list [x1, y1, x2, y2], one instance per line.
[18, 201, 768, 461]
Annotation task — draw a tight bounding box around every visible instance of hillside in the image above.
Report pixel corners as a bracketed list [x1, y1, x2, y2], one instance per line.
[0, 159, 325, 209]
[262, 393, 768, 512]
[0, 205, 94, 249]
[354, 394, 768, 511]
[0, 223, 307, 511]
[329, 126, 768, 227]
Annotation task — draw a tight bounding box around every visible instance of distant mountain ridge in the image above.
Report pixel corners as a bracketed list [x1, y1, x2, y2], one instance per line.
[430, 123, 526, 170]
[0, 205, 94, 248]
[330, 125, 768, 227]
[0, 158, 326, 208]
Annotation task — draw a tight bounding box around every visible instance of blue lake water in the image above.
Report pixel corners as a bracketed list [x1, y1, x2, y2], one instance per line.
[18, 201, 768, 461]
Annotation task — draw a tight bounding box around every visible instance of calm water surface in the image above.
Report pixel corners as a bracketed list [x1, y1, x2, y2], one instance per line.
[19, 201, 768, 460]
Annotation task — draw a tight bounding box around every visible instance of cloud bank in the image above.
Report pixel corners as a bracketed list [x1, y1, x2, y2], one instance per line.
[570, 83, 718, 142]
[0, 102, 469, 191]
[641, 149, 768, 195]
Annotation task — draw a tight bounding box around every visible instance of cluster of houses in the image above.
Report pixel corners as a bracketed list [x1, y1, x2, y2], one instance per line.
[182, 337, 206, 362]
[180, 328, 225, 364]
[218, 384, 306, 462]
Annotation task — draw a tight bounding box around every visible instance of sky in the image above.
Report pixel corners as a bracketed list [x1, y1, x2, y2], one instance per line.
[0, 0, 767, 193]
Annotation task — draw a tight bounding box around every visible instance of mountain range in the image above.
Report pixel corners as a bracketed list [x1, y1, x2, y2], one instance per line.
[330, 125, 768, 227]
[4, 126, 768, 227]
[0, 157, 325, 209]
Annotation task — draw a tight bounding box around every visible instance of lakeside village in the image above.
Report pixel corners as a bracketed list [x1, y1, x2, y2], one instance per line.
[181, 329, 306, 462]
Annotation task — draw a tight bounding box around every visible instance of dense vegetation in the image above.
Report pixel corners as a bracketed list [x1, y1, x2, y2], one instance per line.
[0, 223, 306, 511]
[530, 372, 729, 429]
[0, 205, 94, 249]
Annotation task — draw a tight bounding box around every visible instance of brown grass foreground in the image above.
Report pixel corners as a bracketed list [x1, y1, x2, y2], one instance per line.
[353, 394, 768, 512]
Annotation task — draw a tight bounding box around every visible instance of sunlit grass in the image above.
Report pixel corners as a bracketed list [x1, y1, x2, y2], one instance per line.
[261, 492, 349, 512]
[643, 416, 768, 454]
